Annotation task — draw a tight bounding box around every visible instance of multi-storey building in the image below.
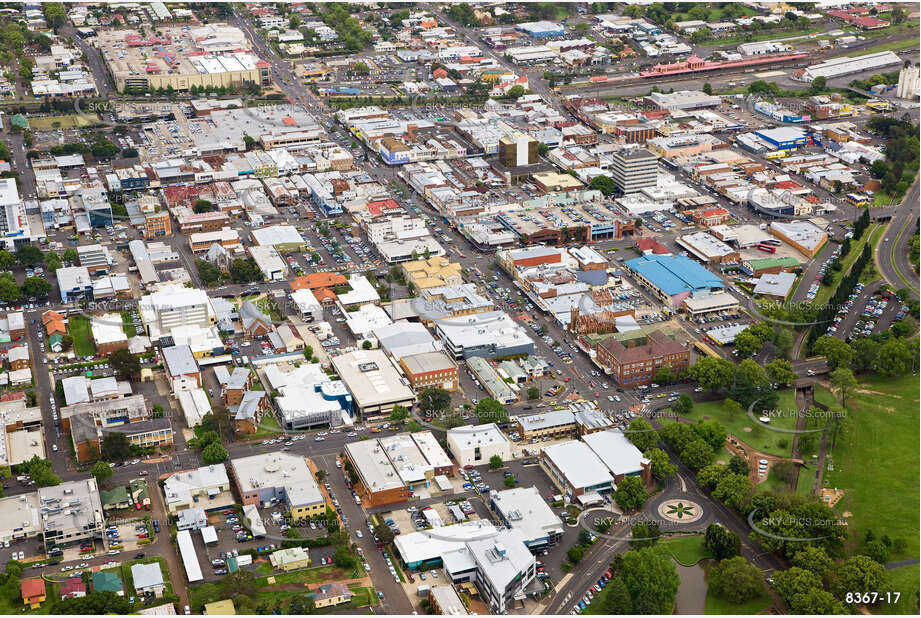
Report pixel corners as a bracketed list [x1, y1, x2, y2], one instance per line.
[595, 330, 689, 386]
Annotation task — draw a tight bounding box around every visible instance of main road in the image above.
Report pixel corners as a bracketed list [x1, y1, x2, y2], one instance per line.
[876, 178, 919, 299]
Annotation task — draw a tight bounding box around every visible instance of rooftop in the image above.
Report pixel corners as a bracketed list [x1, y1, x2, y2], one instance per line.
[231, 452, 324, 508]
[542, 441, 613, 490]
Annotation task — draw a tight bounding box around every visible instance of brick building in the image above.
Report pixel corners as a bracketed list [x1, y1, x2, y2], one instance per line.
[595, 330, 689, 386]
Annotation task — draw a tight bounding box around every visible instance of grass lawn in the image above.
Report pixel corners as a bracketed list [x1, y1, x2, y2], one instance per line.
[190, 561, 365, 611]
[120, 311, 137, 337]
[875, 565, 920, 615]
[813, 224, 879, 308]
[674, 389, 798, 457]
[582, 581, 613, 615]
[701, 25, 815, 46]
[249, 412, 282, 439]
[29, 114, 102, 130]
[704, 585, 773, 615]
[659, 535, 713, 566]
[256, 297, 284, 322]
[67, 315, 96, 356]
[121, 557, 173, 598]
[825, 375, 919, 558]
[795, 463, 816, 497]
[845, 34, 919, 55]
[874, 191, 895, 207]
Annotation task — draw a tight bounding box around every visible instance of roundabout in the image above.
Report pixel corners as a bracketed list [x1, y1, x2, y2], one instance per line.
[657, 499, 704, 525]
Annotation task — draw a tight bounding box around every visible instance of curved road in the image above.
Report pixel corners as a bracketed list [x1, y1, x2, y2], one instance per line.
[876, 179, 920, 299]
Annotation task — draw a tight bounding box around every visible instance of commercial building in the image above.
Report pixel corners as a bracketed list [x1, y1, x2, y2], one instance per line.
[647, 90, 721, 111]
[162, 464, 231, 513]
[498, 132, 539, 167]
[290, 288, 323, 322]
[465, 529, 537, 613]
[447, 423, 512, 467]
[265, 362, 353, 430]
[596, 330, 689, 386]
[332, 350, 415, 418]
[467, 356, 518, 405]
[57, 266, 94, 304]
[676, 232, 740, 265]
[395, 521, 498, 570]
[769, 220, 828, 257]
[0, 492, 41, 544]
[490, 487, 564, 551]
[231, 453, 326, 521]
[540, 441, 614, 504]
[897, 65, 920, 100]
[610, 147, 659, 194]
[90, 314, 129, 355]
[582, 429, 652, 484]
[399, 351, 459, 392]
[97, 25, 270, 92]
[753, 272, 798, 300]
[38, 478, 105, 550]
[138, 287, 214, 340]
[373, 321, 442, 361]
[435, 311, 534, 360]
[344, 439, 408, 507]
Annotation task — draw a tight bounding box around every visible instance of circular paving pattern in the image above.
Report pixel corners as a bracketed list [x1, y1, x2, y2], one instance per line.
[657, 499, 704, 524]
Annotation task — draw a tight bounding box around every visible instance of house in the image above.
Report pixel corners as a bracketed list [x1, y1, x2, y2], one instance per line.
[232, 390, 269, 435]
[176, 507, 208, 531]
[310, 582, 353, 608]
[162, 345, 201, 393]
[41, 310, 67, 336]
[269, 546, 310, 572]
[240, 300, 271, 337]
[60, 577, 87, 599]
[204, 600, 236, 615]
[131, 562, 166, 598]
[92, 571, 123, 596]
[21, 579, 46, 609]
[214, 366, 252, 406]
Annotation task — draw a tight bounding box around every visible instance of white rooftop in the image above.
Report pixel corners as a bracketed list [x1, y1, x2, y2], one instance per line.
[582, 430, 648, 478]
[542, 441, 614, 491]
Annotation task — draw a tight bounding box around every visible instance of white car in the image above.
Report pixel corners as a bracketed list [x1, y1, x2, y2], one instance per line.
[356, 530, 363, 538]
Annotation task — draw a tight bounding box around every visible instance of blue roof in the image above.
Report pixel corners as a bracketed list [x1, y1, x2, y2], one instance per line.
[625, 254, 724, 296]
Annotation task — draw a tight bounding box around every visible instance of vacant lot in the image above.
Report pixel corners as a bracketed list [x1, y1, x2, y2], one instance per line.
[825, 374, 919, 558]
[29, 114, 103, 130]
[67, 315, 96, 356]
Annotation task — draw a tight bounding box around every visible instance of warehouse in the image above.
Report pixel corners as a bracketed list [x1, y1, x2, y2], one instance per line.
[770, 221, 828, 258]
[800, 51, 901, 81]
[624, 254, 725, 308]
[753, 126, 808, 150]
[516, 21, 565, 38]
[753, 272, 798, 300]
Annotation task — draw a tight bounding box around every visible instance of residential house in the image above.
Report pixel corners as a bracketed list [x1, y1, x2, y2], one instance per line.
[131, 563, 166, 598]
[21, 579, 46, 609]
[311, 582, 353, 608]
[240, 301, 271, 337]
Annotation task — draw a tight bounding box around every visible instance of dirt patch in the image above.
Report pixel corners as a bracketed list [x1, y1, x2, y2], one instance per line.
[819, 488, 846, 507]
[855, 388, 899, 398]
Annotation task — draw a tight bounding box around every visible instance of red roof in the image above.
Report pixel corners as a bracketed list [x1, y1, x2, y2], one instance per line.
[432, 67, 448, 78]
[21, 579, 45, 600]
[636, 237, 670, 254]
[61, 578, 86, 598]
[774, 180, 802, 190]
[366, 199, 400, 216]
[256, 60, 271, 68]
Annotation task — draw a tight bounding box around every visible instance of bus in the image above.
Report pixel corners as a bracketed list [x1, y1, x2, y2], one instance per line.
[761, 239, 781, 246]
[694, 341, 721, 358]
[757, 244, 777, 253]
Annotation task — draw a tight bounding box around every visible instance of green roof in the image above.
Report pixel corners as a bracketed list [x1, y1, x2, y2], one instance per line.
[746, 256, 800, 268]
[100, 486, 130, 509]
[93, 571, 123, 593]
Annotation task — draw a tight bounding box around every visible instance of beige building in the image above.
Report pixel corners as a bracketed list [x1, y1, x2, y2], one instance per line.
[95, 25, 270, 92]
[401, 256, 463, 290]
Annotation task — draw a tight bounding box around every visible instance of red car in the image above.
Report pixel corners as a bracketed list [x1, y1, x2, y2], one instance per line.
[463, 464, 474, 470]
